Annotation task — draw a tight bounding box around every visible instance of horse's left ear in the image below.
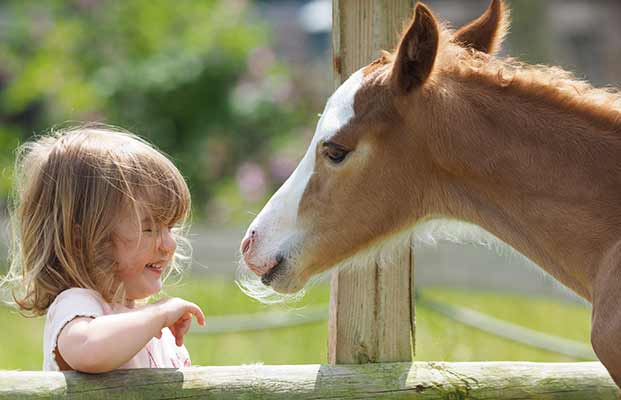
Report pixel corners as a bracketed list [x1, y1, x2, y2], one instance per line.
[391, 3, 439, 95]
[453, 0, 510, 55]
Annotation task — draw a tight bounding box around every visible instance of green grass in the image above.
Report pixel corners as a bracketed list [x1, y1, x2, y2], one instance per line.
[0, 278, 592, 369]
[416, 289, 591, 362]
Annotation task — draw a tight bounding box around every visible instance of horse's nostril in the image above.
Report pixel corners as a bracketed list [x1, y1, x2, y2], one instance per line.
[242, 230, 259, 255]
[241, 237, 251, 255]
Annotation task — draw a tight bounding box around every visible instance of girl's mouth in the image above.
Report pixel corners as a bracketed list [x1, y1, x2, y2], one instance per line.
[145, 263, 163, 275]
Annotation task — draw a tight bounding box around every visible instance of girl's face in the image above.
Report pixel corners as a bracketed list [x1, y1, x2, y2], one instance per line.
[113, 209, 177, 302]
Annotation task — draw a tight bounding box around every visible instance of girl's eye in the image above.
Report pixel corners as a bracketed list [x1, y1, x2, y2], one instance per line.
[322, 142, 350, 164]
[143, 225, 174, 234]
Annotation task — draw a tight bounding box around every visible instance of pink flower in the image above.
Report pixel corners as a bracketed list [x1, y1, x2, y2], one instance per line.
[237, 162, 267, 202]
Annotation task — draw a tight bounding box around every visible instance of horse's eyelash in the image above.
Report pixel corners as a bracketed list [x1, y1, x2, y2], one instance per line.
[322, 141, 348, 150]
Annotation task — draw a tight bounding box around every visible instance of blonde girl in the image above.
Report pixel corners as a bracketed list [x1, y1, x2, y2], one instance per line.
[2, 125, 205, 372]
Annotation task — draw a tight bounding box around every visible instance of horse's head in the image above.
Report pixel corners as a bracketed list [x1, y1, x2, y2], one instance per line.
[239, 1, 509, 296]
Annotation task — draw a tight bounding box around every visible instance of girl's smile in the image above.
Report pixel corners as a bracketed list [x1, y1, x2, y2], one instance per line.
[145, 263, 164, 275]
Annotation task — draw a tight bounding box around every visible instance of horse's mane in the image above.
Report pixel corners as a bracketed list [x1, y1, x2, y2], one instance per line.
[438, 28, 621, 126]
[372, 25, 621, 126]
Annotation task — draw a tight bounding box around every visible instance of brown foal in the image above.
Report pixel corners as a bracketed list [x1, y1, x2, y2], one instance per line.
[240, 0, 621, 386]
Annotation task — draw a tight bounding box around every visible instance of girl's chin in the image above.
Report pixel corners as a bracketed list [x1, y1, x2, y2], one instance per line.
[126, 280, 163, 301]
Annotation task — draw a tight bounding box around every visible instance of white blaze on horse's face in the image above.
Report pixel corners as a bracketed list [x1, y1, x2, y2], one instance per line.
[240, 69, 365, 293]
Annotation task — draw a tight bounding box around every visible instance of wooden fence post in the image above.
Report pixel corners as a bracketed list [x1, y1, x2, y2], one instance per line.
[329, 0, 416, 365]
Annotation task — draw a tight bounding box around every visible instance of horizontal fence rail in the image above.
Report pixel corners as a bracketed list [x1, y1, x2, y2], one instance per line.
[190, 305, 328, 334]
[188, 295, 594, 360]
[417, 295, 597, 360]
[1, 362, 619, 399]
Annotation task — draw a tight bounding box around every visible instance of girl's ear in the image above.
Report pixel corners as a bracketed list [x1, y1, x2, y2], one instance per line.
[453, 0, 509, 55]
[391, 3, 439, 95]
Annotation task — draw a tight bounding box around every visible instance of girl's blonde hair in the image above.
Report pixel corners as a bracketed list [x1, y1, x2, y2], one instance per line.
[2, 125, 191, 316]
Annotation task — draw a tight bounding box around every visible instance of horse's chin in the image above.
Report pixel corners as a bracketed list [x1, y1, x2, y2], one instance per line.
[265, 264, 307, 294]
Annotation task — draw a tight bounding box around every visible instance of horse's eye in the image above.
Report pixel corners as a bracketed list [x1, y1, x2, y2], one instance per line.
[322, 142, 349, 164]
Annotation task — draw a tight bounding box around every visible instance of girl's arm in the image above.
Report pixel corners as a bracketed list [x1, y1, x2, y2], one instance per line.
[57, 298, 205, 373]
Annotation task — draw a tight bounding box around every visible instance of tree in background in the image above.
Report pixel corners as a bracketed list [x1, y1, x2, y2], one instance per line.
[0, 0, 319, 222]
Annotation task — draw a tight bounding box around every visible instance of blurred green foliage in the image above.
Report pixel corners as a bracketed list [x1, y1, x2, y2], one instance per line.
[0, 0, 315, 218]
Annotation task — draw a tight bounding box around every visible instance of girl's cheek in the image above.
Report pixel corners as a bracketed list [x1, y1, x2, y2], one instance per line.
[116, 259, 136, 276]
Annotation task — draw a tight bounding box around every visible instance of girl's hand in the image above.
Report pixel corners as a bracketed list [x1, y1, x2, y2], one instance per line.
[152, 297, 206, 346]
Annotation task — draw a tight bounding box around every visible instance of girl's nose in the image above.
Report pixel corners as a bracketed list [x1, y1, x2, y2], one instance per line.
[159, 227, 176, 255]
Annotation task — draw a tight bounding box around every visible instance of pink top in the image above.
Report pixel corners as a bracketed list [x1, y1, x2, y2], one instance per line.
[43, 288, 191, 371]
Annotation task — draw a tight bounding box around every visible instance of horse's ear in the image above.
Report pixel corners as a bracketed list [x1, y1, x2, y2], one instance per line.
[453, 0, 509, 55]
[391, 3, 439, 95]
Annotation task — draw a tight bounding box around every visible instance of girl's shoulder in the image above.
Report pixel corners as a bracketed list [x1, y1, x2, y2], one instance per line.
[43, 288, 109, 371]
[47, 287, 108, 316]
[51, 287, 104, 304]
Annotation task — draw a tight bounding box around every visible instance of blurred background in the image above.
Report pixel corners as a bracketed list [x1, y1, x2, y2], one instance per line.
[1, 0, 620, 369]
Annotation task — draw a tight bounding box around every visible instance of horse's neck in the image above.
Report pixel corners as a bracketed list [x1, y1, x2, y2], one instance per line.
[427, 79, 621, 301]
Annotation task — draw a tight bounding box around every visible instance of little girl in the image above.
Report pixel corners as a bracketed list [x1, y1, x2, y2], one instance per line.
[2, 125, 205, 372]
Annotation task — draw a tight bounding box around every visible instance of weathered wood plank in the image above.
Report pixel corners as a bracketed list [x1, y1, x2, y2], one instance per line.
[1, 362, 619, 399]
[329, 0, 416, 365]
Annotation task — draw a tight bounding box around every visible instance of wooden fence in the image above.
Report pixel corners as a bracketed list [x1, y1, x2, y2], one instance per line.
[1, 362, 619, 399]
